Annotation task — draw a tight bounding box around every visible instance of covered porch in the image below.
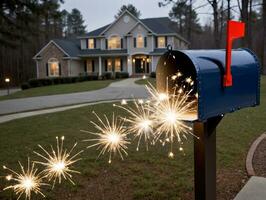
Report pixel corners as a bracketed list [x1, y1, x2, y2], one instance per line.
[130, 54, 152, 76]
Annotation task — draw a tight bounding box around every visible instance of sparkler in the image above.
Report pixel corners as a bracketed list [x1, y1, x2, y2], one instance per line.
[82, 112, 130, 163]
[3, 158, 46, 200]
[33, 136, 83, 187]
[114, 100, 153, 151]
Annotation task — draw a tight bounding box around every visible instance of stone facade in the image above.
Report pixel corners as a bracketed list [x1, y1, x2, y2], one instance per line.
[37, 42, 69, 78]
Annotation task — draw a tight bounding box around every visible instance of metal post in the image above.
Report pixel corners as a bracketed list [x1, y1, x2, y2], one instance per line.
[194, 116, 222, 200]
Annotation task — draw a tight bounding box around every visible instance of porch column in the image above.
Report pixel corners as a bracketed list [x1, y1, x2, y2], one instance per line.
[128, 55, 133, 76]
[36, 60, 39, 78]
[99, 56, 102, 76]
[151, 56, 154, 72]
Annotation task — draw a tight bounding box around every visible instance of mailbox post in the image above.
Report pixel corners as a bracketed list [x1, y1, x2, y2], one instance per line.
[156, 21, 260, 200]
[5, 77, 10, 95]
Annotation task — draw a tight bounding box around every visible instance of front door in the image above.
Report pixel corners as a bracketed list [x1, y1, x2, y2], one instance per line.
[135, 58, 145, 74]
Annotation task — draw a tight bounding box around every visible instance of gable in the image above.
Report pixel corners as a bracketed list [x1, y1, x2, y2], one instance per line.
[129, 23, 150, 36]
[102, 12, 138, 37]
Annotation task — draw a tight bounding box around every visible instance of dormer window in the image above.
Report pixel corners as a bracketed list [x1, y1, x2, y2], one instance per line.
[157, 36, 166, 48]
[108, 35, 121, 49]
[88, 39, 95, 49]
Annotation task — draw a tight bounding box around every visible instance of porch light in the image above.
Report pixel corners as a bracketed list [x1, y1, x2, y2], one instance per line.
[147, 58, 150, 63]
[5, 78, 10, 83]
[133, 59, 135, 63]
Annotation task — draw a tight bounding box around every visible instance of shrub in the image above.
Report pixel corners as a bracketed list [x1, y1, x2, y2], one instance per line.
[102, 72, 113, 80]
[28, 79, 42, 88]
[115, 72, 129, 79]
[150, 72, 156, 78]
[21, 82, 30, 90]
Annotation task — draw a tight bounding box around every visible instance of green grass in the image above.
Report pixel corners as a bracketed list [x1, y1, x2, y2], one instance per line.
[135, 77, 156, 86]
[0, 80, 115, 101]
[0, 77, 265, 200]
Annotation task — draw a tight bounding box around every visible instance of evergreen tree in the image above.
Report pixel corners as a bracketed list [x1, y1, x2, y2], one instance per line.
[115, 4, 141, 19]
[66, 8, 86, 36]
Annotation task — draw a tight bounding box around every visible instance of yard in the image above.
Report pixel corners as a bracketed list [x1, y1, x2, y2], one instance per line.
[0, 80, 115, 101]
[0, 76, 265, 200]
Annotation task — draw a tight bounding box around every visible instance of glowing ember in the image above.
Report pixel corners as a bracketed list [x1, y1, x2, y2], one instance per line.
[82, 112, 130, 163]
[33, 136, 83, 187]
[114, 101, 153, 151]
[3, 158, 46, 200]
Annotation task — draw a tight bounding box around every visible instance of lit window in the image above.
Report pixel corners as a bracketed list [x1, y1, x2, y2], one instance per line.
[137, 34, 144, 48]
[157, 36, 166, 48]
[107, 59, 112, 71]
[108, 36, 121, 49]
[88, 39, 94, 49]
[87, 59, 94, 72]
[115, 59, 121, 72]
[48, 58, 59, 77]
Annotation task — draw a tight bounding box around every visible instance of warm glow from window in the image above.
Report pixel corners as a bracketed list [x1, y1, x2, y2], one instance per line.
[108, 36, 121, 49]
[115, 58, 121, 72]
[157, 36, 166, 48]
[137, 34, 144, 48]
[87, 59, 94, 72]
[107, 59, 112, 71]
[88, 39, 94, 49]
[48, 58, 59, 76]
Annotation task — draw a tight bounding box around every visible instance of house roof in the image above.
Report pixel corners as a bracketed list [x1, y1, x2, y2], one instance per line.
[149, 48, 168, 55]
[78, 49, 128, 57]
[140, 17, 178, 34]
[53, 38, 80, 57]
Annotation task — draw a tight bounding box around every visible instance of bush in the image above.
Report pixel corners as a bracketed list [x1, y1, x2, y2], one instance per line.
[115, 72, 129, 79]
[150, 72, 156, 78]
[28, 79, 42, 88]
[21, 82, 30, 90]
[102, 72, 113, 80]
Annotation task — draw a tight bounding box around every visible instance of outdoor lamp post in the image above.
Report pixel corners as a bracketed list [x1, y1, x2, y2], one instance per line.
[5, 77, 10, 95]
[156, 20, 260, 200]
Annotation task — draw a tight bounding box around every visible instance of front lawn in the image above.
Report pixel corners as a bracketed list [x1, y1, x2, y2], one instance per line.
[135, 77, 156, 86]
[0, 77, 265, 200]
[0, 80, 115, 101]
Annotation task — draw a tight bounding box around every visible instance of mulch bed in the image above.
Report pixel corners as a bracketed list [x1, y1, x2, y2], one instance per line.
[253, 138, 266, 177]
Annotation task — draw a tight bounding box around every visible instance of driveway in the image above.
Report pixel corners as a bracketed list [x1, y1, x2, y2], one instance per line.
[0, 78, 148, 115]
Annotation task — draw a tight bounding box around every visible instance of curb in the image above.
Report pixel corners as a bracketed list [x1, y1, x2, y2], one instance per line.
[246, 133, 266, 176]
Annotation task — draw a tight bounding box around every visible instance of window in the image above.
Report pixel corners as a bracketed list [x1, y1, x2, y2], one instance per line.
[136, 34, 144, 48]
[108, 35, 121, 49]
[115, 58, 121, 72]
[87, 59, 95, 72]
[88, 39, 94, 49]
[157, 36, 166, 48]
[48, 58, 59, 77]
[107, 59, 112, 71]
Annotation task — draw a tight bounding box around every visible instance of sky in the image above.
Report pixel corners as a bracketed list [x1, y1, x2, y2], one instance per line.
[61, 0, 212, 32]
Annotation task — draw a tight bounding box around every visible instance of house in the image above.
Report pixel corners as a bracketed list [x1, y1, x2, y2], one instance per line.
[33, 10, 189, 78]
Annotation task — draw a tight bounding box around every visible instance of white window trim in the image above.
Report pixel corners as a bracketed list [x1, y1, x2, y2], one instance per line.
[48, 58, 60, 77]
[136, 34, 144, 48]
[107, 34, 121, 50]
[157, 36, 166, 49]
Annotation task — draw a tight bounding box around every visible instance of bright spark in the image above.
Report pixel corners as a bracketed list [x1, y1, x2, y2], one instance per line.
[114, 101, 153, 151]
[3, 158, 46, 200]
[82, 112, 130, 163]
[33, 136, 83, 187]
[149, 86, 198, 154]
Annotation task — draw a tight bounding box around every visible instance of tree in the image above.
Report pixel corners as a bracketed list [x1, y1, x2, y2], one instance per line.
[66, 8, 86, 36]
[115, 4, 141, 19]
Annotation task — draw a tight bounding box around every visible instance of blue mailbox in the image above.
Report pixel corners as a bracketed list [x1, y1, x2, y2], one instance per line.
[156, 48, 260, 122]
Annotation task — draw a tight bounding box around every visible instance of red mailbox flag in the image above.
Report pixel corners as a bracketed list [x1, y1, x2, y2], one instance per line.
[224, 20, 245, 87]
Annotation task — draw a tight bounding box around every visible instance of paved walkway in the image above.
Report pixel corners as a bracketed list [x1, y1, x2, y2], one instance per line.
[234, 176, 266, 200]
[0, 78, 148, 115]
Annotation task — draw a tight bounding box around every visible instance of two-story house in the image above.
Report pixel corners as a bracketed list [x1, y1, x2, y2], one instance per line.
[33, 10, 189, 78]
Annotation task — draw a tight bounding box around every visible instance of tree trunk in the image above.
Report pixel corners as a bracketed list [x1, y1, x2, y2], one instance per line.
[213, 0, 220, 48]
[248, 0, 253, 49]
[241, 0, 249, 47]
[227, 0, 231, 20]
[188, 0, 192, 45]
[263, 1, 266, 74]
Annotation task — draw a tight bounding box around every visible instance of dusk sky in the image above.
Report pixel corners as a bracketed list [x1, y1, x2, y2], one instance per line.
[61, 0, 217, 32]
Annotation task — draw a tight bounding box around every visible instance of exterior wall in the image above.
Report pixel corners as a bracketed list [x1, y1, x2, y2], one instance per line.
[69, 60, 83, 76]
[37, 42, 69, 78]
[173, 37, 188, 49]
[151, 56, 160, 72]
[128, 24, 153, 55]
[80, 39, 87, 49]
[104, 13, 138, 39]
